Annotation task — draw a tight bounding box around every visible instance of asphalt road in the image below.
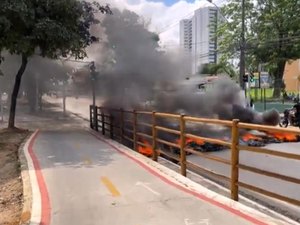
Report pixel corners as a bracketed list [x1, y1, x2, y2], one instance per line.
[188, 142, 300, 198]
[31, 130, 283, 225]
[46, 96, 300, 219]
[187, 143, 300, 217]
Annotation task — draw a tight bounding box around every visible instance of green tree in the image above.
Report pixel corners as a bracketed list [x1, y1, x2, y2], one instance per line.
[0, 0, 111, 128]
[217, 0, 256, 63]
[218, 0, 300, 97]
[199, 62, 237, 78]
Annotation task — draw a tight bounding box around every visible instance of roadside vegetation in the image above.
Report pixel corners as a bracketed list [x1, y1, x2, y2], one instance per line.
[0, 129, 29, 225]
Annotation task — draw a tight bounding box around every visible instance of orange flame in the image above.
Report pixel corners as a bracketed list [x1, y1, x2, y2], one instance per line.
[242, 133, 262, 142]
[138, 140, 153, 157]
[176, 137, 205, 146]
[267, 132, 298, 141]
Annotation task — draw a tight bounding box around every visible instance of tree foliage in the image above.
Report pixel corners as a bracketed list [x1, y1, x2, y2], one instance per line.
[0, 0, 111, 60]
[0, 0, 111, 128]
[218, 0, 300, 97]
[200, 62, 237, 78]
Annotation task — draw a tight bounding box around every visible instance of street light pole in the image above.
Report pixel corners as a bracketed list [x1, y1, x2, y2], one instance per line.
[239, 0, 246, 91]
[89, 61, 98, 130]
[90, 61, 96, 108]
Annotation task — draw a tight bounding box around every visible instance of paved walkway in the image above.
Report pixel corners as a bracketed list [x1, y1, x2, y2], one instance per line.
[24, 129, 291, 225]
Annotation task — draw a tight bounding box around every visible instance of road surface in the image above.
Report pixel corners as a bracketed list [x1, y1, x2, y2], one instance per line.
[26, 130, 290, 225]
[187, 144, 300, 217]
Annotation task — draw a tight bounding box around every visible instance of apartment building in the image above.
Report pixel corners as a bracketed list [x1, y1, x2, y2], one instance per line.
[180, 5, 219, 74]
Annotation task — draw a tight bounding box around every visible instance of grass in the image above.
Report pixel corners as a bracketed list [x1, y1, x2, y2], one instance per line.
[248, 88, 297, 112]
[249, 88, 274, 100]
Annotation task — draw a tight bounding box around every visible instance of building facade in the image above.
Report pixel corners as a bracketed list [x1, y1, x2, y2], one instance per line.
[179, 19, 193, 52]
[283, 59, 300, 93]
[179, 5, 219, 75]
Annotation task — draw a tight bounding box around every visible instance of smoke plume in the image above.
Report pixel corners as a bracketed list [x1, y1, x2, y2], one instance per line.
[92, 8, 279, 128]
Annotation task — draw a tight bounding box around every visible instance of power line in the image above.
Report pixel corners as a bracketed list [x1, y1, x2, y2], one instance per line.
[158, 11, 194, 34]
[163, 40, 211, 47]
[158, 2, 225, 34]
[63, 59, 93, 64]
[247, 35, 300, 47]
[163, 34, 300, 50]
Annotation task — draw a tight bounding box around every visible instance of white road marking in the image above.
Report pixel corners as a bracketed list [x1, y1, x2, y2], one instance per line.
[136, 181, 161, 196]
[184, 218, 211, 225]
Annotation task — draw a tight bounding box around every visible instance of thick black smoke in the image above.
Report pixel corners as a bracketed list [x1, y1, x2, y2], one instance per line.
[91, 9, 188, 108]
[93, 8, 280, 129]
[85, 8, 281, 149]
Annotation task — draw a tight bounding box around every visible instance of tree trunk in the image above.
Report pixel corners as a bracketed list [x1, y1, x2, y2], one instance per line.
[8, 55, 28, 128]
[25, 74, 37, 113]
[273, 60, 286, 98]
[38, 93, 43, 111]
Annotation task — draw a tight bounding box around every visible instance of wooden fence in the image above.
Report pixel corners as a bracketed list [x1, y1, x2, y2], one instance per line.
[89, 105, 300, 205]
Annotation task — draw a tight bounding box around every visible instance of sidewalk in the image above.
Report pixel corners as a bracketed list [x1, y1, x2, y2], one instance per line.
[0, 102, 86, 130]
[25, 129, 291, 225]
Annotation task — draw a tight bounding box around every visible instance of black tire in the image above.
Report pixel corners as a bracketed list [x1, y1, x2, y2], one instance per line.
[279, 120, 288, 128]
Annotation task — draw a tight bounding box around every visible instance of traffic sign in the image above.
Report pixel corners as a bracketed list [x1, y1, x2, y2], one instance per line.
[250, 72, 259, 88]
[260, 72, 270, 88]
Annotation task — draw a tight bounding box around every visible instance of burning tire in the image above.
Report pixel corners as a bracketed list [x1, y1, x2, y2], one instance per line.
[279, 118, 288, 128]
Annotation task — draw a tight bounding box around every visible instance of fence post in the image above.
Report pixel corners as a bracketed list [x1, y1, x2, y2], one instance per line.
[95, 107, 99, 131]
[101, 110, 105, 135]
[180, 114, 187, 176]
[109, 114, 114, 139]
[230, 119, 240, 201]
[120, 108, 124, 144]
[93, 106, 98, 131]
[133, 110, 137, 151]
[152, 111, 158, 161]
[90, 105, 93, 129]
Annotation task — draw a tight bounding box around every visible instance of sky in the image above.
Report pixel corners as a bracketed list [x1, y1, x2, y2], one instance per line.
[107, 0, 225, 46]
[151, 0, 195, 6]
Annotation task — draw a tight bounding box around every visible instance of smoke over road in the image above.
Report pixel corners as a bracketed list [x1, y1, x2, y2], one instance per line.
[0, 7, 280, 127]
[91, 8, 279, 127]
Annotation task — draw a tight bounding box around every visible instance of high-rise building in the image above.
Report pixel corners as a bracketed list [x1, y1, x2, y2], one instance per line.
[179, 5, 219, 75]
[179, 19, 193, 52]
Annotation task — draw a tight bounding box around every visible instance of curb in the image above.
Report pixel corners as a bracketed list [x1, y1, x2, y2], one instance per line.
[18, 132, 33, 225]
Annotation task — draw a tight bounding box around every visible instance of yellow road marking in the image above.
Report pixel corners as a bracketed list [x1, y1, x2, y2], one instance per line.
[75, 143, 81, 149]
[101, 177, 121, 197]
[83, 158, 92, 165]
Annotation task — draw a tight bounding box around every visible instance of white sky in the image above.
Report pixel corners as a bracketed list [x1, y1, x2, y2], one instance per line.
[108, 0, 226, 47]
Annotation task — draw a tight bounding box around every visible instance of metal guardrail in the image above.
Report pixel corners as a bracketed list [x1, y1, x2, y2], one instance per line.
[89, 105, 300, 206]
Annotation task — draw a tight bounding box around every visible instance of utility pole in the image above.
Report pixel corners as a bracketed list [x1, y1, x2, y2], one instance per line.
[90, 61, 96, 107]
[90, 61, 98, 129]
[62, 80, 66, 115]
[239, 0, 246, 91]
[60, 59, 69, 115]
[35, 73, 42, 111]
